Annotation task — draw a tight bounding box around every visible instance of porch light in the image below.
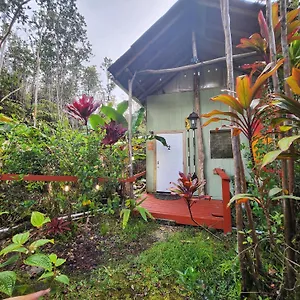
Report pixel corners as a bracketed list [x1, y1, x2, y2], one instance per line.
[187, 112, 199, 130]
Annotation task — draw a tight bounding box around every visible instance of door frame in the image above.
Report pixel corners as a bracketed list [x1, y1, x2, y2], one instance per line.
[153, 130, 186, 192]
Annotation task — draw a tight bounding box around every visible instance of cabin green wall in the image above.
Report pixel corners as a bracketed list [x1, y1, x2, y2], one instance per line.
[146, 87, 237, 199]
[146, 92, 194, 193]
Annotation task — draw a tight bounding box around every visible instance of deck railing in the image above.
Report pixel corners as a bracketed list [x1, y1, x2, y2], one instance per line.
[213, 168, 232, 233]
[0, 171, 146, 184]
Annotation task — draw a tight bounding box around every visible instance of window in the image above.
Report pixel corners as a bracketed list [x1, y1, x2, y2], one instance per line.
[210, 130, 233, 159]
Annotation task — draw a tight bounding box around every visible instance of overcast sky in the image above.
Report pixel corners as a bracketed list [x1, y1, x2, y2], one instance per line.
[77, 0, 178, 99]
[77, 0, 177, 64]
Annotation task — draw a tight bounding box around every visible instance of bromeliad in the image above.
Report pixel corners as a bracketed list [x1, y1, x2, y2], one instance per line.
[66, 94, 101, 125]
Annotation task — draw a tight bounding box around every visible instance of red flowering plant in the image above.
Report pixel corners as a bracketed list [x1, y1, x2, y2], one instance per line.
[170, 172, 206, 203]
[66, 94, 101, 131]
[170, 172, 206, 226]
[101, 121, 127, 145]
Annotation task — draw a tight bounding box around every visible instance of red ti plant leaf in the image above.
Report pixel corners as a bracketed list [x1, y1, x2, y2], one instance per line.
[101, 121, 127, 145]
[236, 75, 251, 109]
[170, 172, 206, 204]
[237, 33, 268, 55]
[258, 10, 269, 42]
[66, 94, 101, 125]
[202, 59, 284, 144]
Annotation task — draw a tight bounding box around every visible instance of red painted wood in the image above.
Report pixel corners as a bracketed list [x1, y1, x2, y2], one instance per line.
[140, 194, 225, 230]
[213, 168, 230, 181]
[0, 171, 146, 184]
[214, 168, 231, 233]
[0, 174, 78, 182]
[140, 168, 232, 233]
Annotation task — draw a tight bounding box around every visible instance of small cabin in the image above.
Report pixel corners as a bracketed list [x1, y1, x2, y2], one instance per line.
[109, 0, 262, 200]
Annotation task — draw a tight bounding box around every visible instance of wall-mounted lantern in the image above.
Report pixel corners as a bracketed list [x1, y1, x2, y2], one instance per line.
[187, 112, 199, 130]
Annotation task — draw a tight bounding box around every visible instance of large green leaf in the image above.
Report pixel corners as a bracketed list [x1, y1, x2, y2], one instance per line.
[29, 239, 54, 252]
[31, 211, 48, 228]
[278, 135, 300, 151]
[273, 195, 300, 201]
[117, 101, 128, 114]
[269, 187, 282, 198]
[101, 106, 128, 127]
[24, 254, 52, 271]
[0, 243, 24, 256]
[39, 271, 54, 280]
[89, 114, 105, 130]
[55, 258, 66, 267]
[120, 209, 131, 229]
[0, 271, 16, 296]
[12, 232, 30, 246]
[154, 135, 169, 148]
[132, 107, 145, 133]
[0, 255, 19, 269]
[55, 274, 70, 285]
[261, 150, 282, 168]
[136, 207, 148, 222]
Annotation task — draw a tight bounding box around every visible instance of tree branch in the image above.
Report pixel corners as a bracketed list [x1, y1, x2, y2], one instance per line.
[0, 0, 31, 49]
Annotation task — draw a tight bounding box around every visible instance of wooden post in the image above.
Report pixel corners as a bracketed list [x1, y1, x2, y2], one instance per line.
[128, 74, 136, 199]
[220, 0, 255, 294]
[279, 0, 296, 290]
[192, 31, 205, 195]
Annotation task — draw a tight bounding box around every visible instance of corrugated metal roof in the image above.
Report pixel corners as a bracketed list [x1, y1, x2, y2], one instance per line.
[109, 0, 263, 104]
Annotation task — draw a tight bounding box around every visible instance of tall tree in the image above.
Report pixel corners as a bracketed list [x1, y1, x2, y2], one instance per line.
[101, 57, 116, 103]
[220, 0, 259, 295]
[279, 0, 296, 291]
[81, 65, 101, 97]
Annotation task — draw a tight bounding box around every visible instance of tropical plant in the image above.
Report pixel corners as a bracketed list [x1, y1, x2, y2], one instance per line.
[0, 211, 69, 297]
[65, 94, 101, 127]
[201, 59, 284, 163]
[170, 172, 206, 227]
[262, 67, 300, 167]
[237, 3, 300, 72]
[120, 197, 154, 229]
[45, 218, 71, 236]
[101, 121, 127, 145]
[89, 100, 169, 147]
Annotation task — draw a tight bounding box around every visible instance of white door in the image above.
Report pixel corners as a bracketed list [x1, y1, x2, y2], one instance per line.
[156, 133, 184, 192]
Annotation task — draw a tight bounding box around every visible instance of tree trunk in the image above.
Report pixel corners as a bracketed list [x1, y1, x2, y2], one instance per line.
[220, 0, 255, 295]
[33, 43, 41, 127]
[279, 0, 296, 290]
[128, 75, 136, 199]
[192, 31, 205, 194]
[0, 22, 7, 74]
[0, 0, 31, 49]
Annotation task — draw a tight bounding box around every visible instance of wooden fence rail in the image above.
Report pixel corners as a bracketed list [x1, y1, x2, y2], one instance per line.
[0, 171, 146, 184]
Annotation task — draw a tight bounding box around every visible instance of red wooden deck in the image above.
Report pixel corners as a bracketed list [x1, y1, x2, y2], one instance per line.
[141, 168, 232, 233]
[141, 194, 225, 227]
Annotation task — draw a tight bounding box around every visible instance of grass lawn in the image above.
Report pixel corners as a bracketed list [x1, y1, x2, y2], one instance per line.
[46, 215, 241, 299]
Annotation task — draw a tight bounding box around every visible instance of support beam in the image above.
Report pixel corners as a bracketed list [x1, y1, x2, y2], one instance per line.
[192, 31, 205, 195]
[137, 51, 256, 76]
